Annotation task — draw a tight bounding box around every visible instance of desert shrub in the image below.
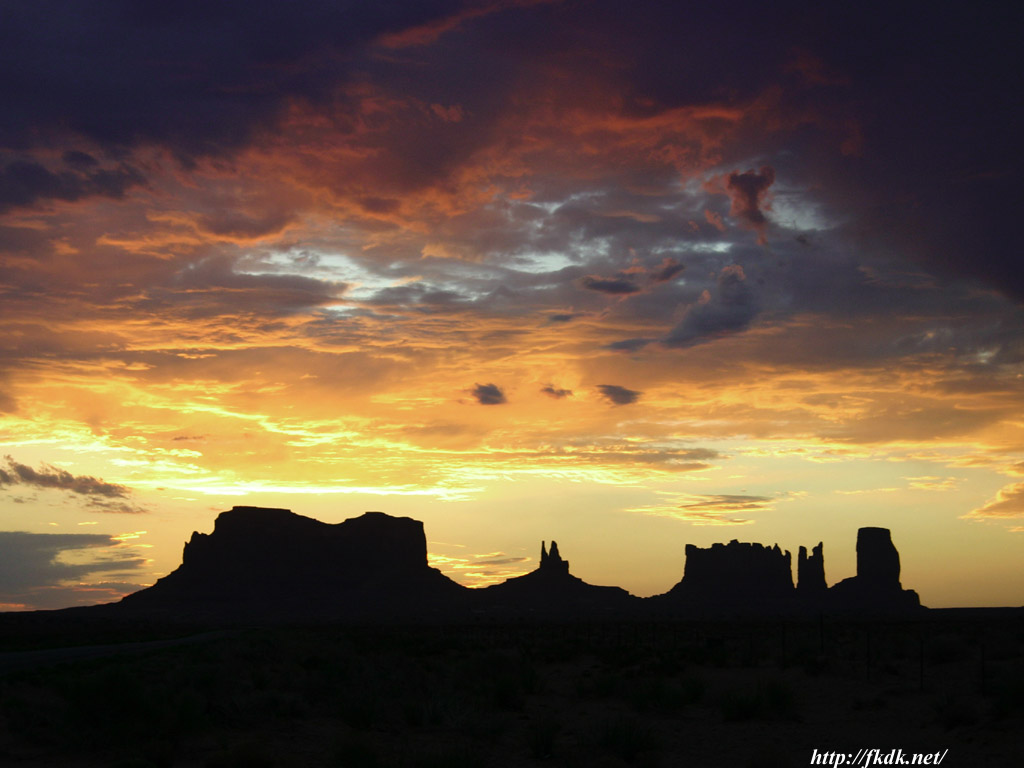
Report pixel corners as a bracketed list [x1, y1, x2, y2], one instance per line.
[990, 669, 1024, 719]
[593, 715, 660, 764]
[720, 678, 798, 722]
[800, 654, 830, 676]
[745, 744, 793, 767]
[463, 710, 507, 742]
[526, 716, 560, 759]
[644, 651, 686, 678]
[576, 668, 625, 699]
[851, 694, 888, 712]
[489, 671, 526, 711]
[413, 745, 485, 768]
[762, 678, 798, 718]
[106, 758, 163, 768]
[0, 678, 71, 746]
[456, 649, 538, 711]
[628, 673, 705, 713]
[933, 693, 979, 730]
[596, 641, 642, 669]
[334, 735, 384, 768]
[925, 634, 972, 665]
[339, 691, 381, 731]
[203, 740, 277, 768]
[721, 689, 761, 722]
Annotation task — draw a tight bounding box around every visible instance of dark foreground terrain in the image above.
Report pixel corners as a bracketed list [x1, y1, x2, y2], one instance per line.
[1, 611, 1021, 767]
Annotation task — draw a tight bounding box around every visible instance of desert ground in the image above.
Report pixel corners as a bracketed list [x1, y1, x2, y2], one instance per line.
[0, 612, 1021, 767]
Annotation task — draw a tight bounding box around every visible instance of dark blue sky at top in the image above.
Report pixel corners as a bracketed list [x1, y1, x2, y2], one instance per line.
[0, 0, 1020, 298]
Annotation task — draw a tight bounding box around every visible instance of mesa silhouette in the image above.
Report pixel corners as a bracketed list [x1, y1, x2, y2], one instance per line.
[120, 508, 466, 621]
[114, 506, 923, 622]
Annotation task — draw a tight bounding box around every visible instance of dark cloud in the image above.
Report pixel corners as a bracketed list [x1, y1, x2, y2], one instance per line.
[547, 313, 579, 323]
[471, 382, 506, 405]
[61, 150, 99, 169]
[366, 283, 470, 309]
[86, 499, 146, 515]
[578, 275, 642, 295]
[650, 258, 685, 283]
[663, 265, 759, 348]
[140, 255, 348, 319]
[597, 384, 642, 405]
[0, 1, 466, 159]
[357, 196, 402, 215]
[606, 338, 653, 353]
[0, 1, 1017, 300]
[0, 158, 145, 212]
[197, 210, 296, 240]
[724, 166, 775, 241]
[541, 385, 573, 399]
[1, 456, 130, 499]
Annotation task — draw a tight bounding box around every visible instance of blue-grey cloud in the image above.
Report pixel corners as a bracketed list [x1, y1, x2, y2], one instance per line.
[0, 532, 146, 598]
[663, 265, 758, 348]
[471, 382, 506, 405]
[606, 338, 654, 353]
[597, 384, 642, 405]
[541, 385, 573, 399]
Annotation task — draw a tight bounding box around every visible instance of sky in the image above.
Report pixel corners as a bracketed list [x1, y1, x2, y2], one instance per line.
[1, 1, 1022, 610]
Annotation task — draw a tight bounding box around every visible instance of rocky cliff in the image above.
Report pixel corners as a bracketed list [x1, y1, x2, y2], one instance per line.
[654, 528, 921, 616]
[658, 539, 798, 614]
[120, 507, 466, 619]
[115, 507, 923, 622]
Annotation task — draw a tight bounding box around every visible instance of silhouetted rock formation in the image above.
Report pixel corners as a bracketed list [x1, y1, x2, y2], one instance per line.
[797, 542, 826, 594]
[653, 528, 922, 616]
[829, 527, 921, 614]
[120, 507, 466, 620]
[857, 527, 901, 586]
[106, 506, 923, 623]
[657, 540, 797, 614]
[539, 540, 569, 574]
[479, 540, 636, 617]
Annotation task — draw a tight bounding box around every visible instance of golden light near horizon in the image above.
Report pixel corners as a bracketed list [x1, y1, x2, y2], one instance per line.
[1, 2, 1022, 611]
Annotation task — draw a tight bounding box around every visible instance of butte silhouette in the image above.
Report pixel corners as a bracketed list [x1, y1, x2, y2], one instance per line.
[113, 506, 923, 622]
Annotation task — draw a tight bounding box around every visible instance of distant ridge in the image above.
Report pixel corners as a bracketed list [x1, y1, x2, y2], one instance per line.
[478, 539, 637, 617]
[108, 506, 924, 622]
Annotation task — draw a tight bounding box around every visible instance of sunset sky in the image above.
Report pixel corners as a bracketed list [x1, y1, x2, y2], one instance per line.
[1, 1, 1022, 611]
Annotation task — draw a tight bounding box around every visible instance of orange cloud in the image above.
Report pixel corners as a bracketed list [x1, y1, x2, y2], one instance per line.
[626, 493, 774, 526]
[964, 482, 1024, 520]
